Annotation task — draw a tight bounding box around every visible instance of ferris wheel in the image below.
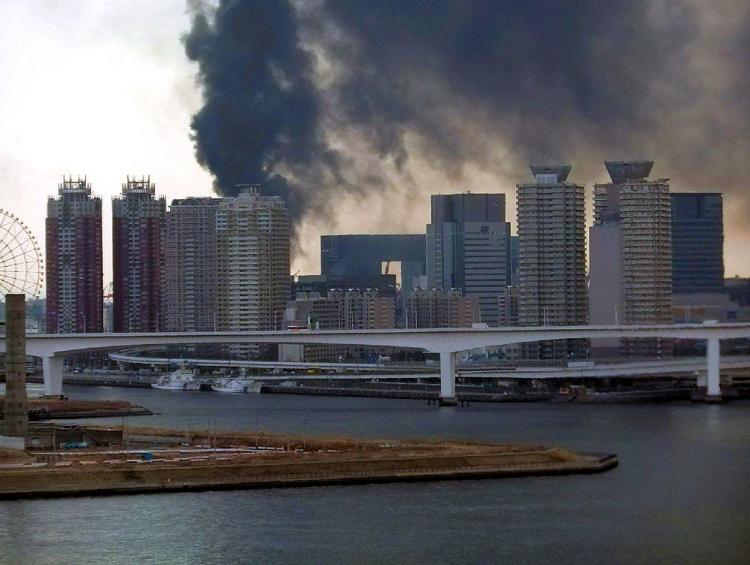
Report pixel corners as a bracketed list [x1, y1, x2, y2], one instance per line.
[0, 209, 44, 298]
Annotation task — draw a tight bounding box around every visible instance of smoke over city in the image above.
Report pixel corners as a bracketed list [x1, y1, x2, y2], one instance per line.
[184, 0, 750, 250]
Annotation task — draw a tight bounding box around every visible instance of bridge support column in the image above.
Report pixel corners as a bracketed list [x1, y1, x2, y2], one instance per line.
[705, 337, 721, 403]
[439, 351, 457, 406]
[42, 356, 64, 397]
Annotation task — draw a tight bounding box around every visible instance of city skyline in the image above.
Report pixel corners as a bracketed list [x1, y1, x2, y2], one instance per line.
[1, 1, 750, 282]
[25, 165, 742, 309]
[3, 4, 750, 562]
[37, 161, 741, 350]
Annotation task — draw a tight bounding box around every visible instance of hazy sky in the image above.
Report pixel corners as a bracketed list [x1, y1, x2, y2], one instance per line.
[1, 0, 748, 288]
[0, 1, 212, 287]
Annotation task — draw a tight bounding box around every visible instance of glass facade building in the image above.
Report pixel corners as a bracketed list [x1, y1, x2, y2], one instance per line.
[426, 193, 511, 325]
[671, 193, 724, 294]
[321, 234, 426, 294]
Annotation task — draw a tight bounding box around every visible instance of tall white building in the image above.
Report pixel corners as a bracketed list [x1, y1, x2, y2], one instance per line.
[590, 161, 672, 357]
[216, 186, 290, 357]
[516, 166, 588, 359]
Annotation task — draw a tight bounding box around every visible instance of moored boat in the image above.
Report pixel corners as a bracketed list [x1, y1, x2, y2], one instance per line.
[152, 365, 200, 391]
[213, 378, 262, 393]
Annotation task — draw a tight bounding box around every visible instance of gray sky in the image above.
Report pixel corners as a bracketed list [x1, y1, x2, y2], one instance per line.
[0, 1, 212, 288]
[1, 0, 748, 288]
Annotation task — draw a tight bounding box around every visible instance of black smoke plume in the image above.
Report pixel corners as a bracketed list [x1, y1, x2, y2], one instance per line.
[185, 0, 750, 241]
[183, 0, 341, 224]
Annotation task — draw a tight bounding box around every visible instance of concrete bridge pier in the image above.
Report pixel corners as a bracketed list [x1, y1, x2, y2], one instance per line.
[705, 337, 722, 403]
[42, 356, 64, 397]
[439, 351, 457, 406]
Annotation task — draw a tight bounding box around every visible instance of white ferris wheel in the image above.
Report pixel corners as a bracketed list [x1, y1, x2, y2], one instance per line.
[0, 209, 44, 298]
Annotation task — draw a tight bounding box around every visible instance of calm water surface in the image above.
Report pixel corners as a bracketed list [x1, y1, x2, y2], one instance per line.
[1, 385, 749, 564]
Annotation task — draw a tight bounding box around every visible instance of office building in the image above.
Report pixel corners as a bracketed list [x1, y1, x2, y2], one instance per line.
[426, 193, 511, 325]
[46, 176, 103, 333]
[516, 166, 588, 358]
[671, 193, 724, 294]
[321, 234, 426, 294]
[112, 176, 165, 332]
[509, 236, 519, 285]
[590, 161, 672, 357]
[295, 274, 398, 298]
[672, 293, 750, 324]
[726, 277, 750, 307]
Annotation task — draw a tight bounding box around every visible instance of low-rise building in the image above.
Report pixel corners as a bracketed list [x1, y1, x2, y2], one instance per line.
[280, 289, 395, 362]
[403, 289, 478, 329]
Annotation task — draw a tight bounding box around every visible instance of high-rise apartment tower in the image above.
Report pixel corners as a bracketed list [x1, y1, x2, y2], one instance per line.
[112, 176, 166, 332]
[162, 197, 221, 332]
[516, 166, 588, 358]
[162, 187, 291, 358]
[590, 161, 672, 357]
[46, 176, 103, 333]
[216, 186, 290, 357]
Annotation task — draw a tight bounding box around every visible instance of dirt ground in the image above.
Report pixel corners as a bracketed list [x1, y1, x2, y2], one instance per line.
[0, 447, 34, 464]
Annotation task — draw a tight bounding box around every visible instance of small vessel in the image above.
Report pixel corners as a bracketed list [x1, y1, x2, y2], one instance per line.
[152, 365, 200, 391]
[213, 378, 262, 394]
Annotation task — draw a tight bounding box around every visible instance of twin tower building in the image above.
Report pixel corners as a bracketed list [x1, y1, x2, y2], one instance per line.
[45, 177, 290, 354]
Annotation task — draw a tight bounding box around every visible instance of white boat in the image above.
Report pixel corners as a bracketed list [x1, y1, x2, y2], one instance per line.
[213, 378, 262, 394]
[152, 365, 201, 391]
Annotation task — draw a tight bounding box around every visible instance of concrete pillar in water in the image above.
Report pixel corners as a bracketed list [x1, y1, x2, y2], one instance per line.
[42, 356, 65, 397]
[439, 351, 457, 406]
[705, 336, 722, 403]
[3, 294, 28, 437]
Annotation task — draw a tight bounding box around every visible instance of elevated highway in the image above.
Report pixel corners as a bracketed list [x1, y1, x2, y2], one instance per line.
[106, 351, 427, 373]
[2, 323, 749, 403]
[108, 350, 750, 381]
